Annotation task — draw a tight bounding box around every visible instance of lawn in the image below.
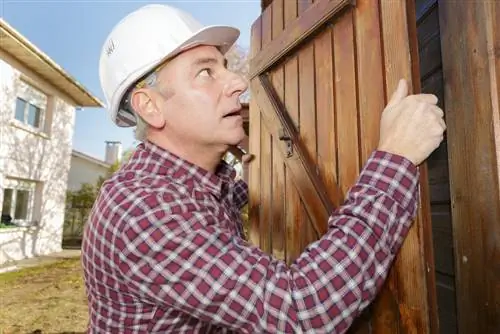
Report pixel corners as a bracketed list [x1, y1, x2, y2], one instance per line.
[0, 257, 88, 334]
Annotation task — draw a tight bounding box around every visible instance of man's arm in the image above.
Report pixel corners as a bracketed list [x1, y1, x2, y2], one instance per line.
[117, 150, 419, 333]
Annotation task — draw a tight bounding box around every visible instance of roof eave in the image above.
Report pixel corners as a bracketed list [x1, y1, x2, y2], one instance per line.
[0, 19, 104, 108]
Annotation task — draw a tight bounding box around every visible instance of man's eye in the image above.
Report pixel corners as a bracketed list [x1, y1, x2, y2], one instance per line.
[199, 69, 212, 77]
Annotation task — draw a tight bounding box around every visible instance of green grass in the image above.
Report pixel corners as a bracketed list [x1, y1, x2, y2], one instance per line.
[0, 257, 88, 334]
[0, 223, 17, 229]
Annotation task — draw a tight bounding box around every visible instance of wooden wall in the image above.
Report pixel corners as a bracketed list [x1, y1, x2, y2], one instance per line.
[439, 1, 500, 333]
[249, 0, 500, 333]
[248, 0, 438, 332]
[415, 1, 456, 333]
[418, 1, 500, 332]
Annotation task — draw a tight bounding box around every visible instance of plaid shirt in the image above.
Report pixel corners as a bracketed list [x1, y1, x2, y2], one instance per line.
[82, 140, 419, 333]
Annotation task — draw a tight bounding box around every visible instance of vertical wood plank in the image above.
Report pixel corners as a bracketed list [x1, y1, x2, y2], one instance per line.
[376, 1, 414, 332]
[262, 4, 272, 47]
[298, 41, 317, 170]
[333, 9, 359, 198]
[375, 1, 436, 333]
[300, 202, 314, 249]
[315, 26, 339, 206]
[285, 175, 302, 264]
[486, 0, 500, 202]
[272, 0, 284, 39]
[260, 126, 272, 254]
[440, 1, 500, 333]
[271, 136, 286, 260]
[270, 0, 285, 260]
[298, 0, 313, 14]
[406, 1, 439, 333]
[259, 4, 274, 254]
[284, 57, 299, 129]
[283, 55, 301, 264]
[348, 3, 387, 331]
[284, 0, 297, 28]
[248, 17, 262, 247]
[283, 0, 301, 263]
[354, 0, 385, 163]
[297, 39, 321, 242]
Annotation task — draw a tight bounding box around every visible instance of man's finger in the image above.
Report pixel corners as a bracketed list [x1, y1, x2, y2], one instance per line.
[413, 94, 439, 105]
[242, 154, 255, 164]
[439, 117, 447, 131]
[386, 79, 408, 108]
[430, 105, 444, 118]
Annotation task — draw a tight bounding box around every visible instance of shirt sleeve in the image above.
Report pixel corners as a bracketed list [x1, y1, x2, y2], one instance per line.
[233, 178, 249, 210]
[116, 150, 419, 333]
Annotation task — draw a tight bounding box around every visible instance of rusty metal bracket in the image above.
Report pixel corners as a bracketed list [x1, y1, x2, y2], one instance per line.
[258, 74, 338, 215]
[278, 128, 293, 157]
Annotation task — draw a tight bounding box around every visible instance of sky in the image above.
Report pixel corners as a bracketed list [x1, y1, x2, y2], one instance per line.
[1, 0, 261, 160]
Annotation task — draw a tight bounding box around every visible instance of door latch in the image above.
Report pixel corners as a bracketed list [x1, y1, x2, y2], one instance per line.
[278, 128, 293, 157]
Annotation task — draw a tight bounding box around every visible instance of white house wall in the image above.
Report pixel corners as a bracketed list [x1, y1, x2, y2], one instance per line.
[67, 154, 110, 191]
[0, 54, 76, 265]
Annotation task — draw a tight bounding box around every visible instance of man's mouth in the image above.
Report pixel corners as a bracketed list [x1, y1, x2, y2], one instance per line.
[223, 109, 242, 118]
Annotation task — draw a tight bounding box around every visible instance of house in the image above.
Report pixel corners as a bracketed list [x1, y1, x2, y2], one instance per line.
[67, 150, 111, 192]
[0, 19, 103, 266]
[67, 141, 122, 192]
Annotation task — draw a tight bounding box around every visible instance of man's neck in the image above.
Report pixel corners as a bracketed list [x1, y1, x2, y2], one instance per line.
[147, 134, 225, 173]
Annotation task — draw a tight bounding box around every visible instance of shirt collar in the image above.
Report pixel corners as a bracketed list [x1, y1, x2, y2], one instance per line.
[131, 140, 236, 199]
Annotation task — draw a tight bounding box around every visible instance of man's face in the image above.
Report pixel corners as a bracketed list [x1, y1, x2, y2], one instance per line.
[149, 45, 248, 151]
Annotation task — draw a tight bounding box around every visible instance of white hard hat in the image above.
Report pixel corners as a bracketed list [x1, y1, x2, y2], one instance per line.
[98, 4, 240, 127]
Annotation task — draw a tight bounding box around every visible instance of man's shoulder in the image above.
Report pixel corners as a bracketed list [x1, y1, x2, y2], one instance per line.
[96, 170, 203, 221]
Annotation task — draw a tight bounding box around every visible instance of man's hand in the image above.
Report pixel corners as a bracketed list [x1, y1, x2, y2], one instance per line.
[238, 153, 254, 181]
[241, 153, 254, 164]
[377, 79, 446, 166]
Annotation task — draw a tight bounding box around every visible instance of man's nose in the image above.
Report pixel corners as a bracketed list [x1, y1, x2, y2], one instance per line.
[223, 72, 249, 97]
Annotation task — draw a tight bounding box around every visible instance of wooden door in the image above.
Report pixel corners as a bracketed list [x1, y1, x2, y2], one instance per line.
[246, 0, 438, 332]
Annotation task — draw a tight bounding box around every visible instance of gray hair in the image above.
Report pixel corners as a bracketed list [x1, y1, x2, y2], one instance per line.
[126, 71, 160, 142]
[134, 114, 149, 142]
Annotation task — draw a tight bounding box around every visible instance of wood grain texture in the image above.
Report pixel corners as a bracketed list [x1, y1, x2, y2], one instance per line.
[283, 39, 301, 264]
[354, 0, 385, 164]
[251, 77, 331, 236]
[249, 0, 354, 79]
[440, 1, 500, 333]
[332, 9, 360, 198]
[314, 27, 339, 206]
[370, 0, 437, 333]
[249, 0, 440, 332]
[258, 0, 273, 254]
[415, 1, 452, 332]
[298, 41, 317, 170]
[270, 0, 286, 261]
[260, 123, 272, 253]
[346, 1, 387, 332]
[247, 16, 262, 247]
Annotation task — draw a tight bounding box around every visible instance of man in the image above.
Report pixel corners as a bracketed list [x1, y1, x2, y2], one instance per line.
[82, 4, 446, 333]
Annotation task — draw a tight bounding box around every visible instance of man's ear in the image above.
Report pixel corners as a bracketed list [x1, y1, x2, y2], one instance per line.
[129, 89, 166, 129]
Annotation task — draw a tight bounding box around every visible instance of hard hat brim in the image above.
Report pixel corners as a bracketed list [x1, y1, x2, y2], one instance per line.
[112, 25, 240, 127]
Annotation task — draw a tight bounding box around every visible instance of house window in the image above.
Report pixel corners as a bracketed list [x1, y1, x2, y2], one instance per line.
[1, 179, 37, 227]
[15, 97, 42, 128]
[13, 79, 47, 131]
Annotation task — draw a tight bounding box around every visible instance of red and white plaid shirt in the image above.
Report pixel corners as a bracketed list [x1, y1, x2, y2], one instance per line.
[82, 140, 419, 333]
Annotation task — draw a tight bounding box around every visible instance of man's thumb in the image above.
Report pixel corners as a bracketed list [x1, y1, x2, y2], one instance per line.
[386, 79, 408, 108]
